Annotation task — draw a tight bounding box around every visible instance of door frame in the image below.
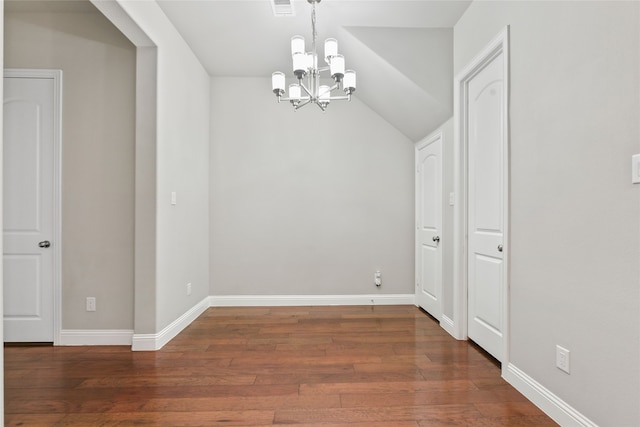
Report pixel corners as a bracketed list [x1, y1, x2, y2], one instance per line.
[452, 27, 510, 364]
[4, 68, 62, 344]
[415, 131, 443, 321]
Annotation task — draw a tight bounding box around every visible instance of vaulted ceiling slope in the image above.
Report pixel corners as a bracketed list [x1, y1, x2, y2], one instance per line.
[157, 0, 471, 141]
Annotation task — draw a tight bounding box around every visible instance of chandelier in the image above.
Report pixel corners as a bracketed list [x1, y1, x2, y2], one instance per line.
[271, 0, 356, 111]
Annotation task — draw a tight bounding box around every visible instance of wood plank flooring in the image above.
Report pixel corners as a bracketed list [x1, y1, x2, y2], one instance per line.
[5, 305, 557, 426]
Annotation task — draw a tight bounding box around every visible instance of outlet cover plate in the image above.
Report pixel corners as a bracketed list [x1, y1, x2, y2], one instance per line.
[556, 345, 570, 374]
[632, 154, 640, 184]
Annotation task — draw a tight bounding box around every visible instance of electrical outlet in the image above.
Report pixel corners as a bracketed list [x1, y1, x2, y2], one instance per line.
[374, 270, 382, 287]
[556, 345, 570, 374]
[632, 154, 640, 184]
[186, 282, 192, 296]
[86, 297, 96, 312]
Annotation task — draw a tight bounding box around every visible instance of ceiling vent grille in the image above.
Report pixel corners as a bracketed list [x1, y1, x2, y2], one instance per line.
[271, 0, 295, 16]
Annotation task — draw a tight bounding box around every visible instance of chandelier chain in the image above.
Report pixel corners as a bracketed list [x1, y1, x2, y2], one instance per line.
[311, 2, 317, 61]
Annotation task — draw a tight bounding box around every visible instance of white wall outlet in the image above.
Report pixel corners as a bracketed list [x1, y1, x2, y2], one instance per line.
[186, 282, 192, 296]
[374, 270, 382, 287]
[171, 191, 177, 205]
[632, 154, 640, 184]
[86, 297, 96, 312]
[556, 345, 570, 374]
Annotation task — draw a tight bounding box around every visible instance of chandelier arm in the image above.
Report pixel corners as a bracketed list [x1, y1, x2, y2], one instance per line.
[277, 96, 313, 102]
[327, 83, 340, 92]
[328, 95, 351, 101]
[294, 99, 312, 110]
[299, 81, 313, 98]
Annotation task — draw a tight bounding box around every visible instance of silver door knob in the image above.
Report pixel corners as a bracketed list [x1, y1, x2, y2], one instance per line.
[38, 241, 51, 248]
[432, 236, 440, 243]
[497, 244, 503, 252]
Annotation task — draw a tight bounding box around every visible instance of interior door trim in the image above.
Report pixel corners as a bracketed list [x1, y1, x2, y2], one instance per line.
[4, 68, 63, 344]
[452, 27, 510, 365]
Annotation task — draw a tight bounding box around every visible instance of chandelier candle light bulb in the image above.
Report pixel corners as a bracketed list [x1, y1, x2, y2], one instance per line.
[292, 52, 307, 78]
[306, 52, 316, 70]
[324, 38, 338, 62]
[330, 54, 345, 81]
[272, 72, 285, 95]
[271, 0, 356, 111]
[291, 36, 305, 55]
[289, 84, 301, 100]
[343, 70, 356, 94]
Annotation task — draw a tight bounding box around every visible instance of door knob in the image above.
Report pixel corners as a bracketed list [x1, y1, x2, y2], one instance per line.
[497, 244, 503, 252]
[38, 241, 51, 248]
[432, 236, 440, 243]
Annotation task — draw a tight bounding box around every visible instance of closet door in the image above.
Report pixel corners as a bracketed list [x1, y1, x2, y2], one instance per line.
[415, 133, 442, 320]
[466, 52, 506, 361]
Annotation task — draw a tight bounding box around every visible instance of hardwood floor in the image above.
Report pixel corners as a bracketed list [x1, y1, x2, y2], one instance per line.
[5, 305, 557, 426]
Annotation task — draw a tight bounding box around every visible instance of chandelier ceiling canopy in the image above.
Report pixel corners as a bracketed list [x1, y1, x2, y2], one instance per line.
[271, 0, 356, 111]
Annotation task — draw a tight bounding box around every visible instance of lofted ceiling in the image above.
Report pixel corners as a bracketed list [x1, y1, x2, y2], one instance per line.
[157, 0, 472, 141]
[5, 0, 472, 140]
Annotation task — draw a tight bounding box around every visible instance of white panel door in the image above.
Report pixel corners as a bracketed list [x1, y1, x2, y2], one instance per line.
[3, 74, 57, 342]
[467, 52, 505, 361]
[415, 134, 442, 319]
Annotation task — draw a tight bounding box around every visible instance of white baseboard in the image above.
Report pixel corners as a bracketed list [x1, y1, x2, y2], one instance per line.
[209, 294, 416, 307]
[504, 363, 597, 427]
[58, 329, 133, 346]
[132, 296, 209, 351]
[58, 294, 415, 349]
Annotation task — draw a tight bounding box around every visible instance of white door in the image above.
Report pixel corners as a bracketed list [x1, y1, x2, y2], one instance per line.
[3, 71, 60, 342]
[415, 133, 442, 320]
[466, 52, 506, 361]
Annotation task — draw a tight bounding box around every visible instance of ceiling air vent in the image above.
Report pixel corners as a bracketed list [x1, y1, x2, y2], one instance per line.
[271, 0, 295, 16]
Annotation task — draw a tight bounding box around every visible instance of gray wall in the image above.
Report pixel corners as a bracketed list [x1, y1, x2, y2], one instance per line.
[4, 5, 136, 330]
[455, 1, 640, 425]
[101, 0, 211, 333]
[210, 77, 414, 297]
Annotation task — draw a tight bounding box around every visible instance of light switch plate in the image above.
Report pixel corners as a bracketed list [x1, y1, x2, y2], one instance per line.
[449, 192, 455, 206]
[632, 154, 640, 184]
[171, 191, 177, 205]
